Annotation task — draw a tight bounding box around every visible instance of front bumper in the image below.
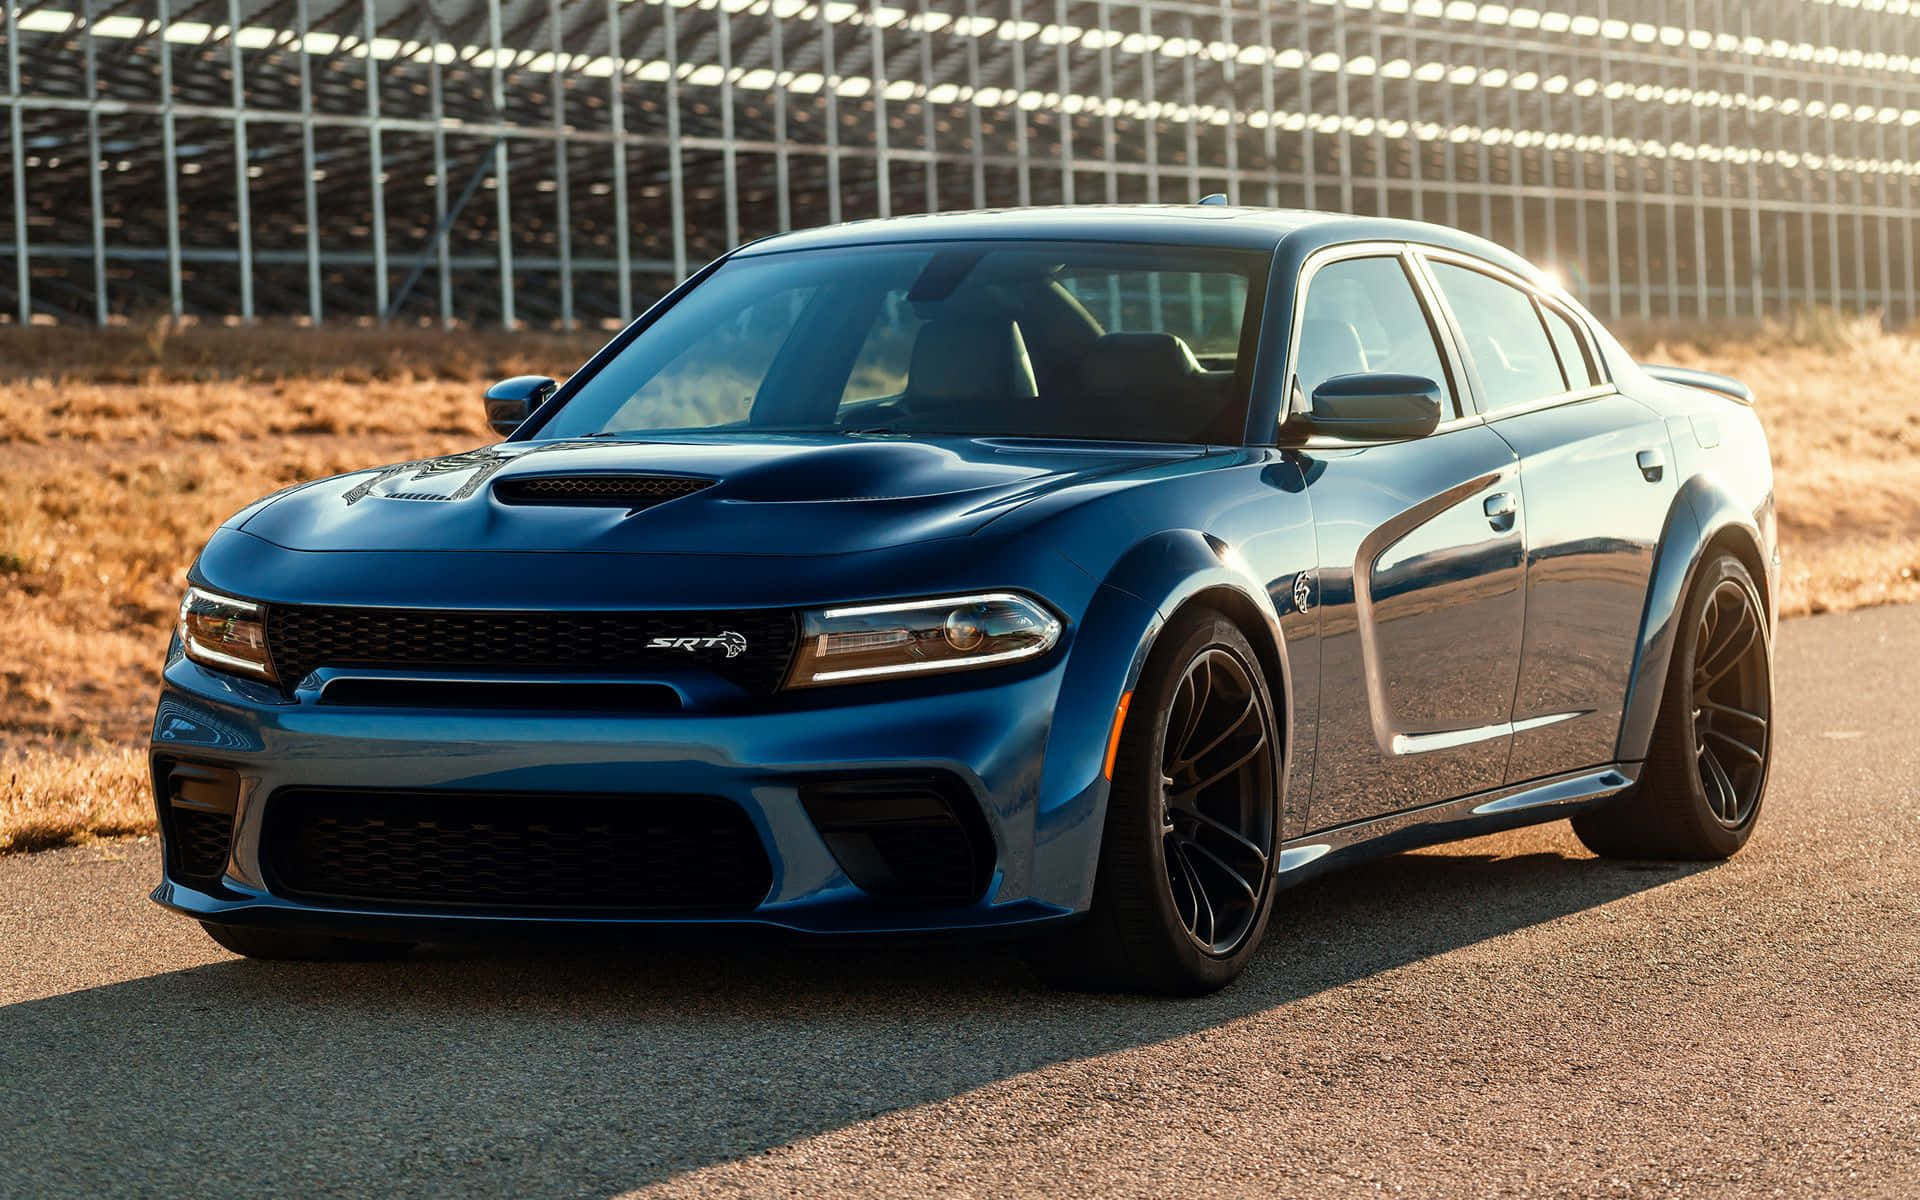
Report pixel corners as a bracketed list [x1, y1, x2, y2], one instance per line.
[148, 638, 1131, 938]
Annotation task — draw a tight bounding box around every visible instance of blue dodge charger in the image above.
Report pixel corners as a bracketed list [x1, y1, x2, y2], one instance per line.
[154, 206, 1778, 993]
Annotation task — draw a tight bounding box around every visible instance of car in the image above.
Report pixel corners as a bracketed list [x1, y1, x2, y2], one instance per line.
[152, 205, 1778, 994]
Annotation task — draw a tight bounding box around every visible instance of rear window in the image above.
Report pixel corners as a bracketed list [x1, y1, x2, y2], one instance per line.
[536, 241, 1269, 445]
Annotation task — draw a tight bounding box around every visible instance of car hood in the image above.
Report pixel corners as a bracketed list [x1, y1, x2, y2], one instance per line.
[236, 434, 1209, 556]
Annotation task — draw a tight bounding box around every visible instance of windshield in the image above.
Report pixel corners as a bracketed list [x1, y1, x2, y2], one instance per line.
[536, 240, 1268, 445]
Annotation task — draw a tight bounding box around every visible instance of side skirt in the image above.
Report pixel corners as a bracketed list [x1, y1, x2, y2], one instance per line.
[1273, 764, 1640, 887]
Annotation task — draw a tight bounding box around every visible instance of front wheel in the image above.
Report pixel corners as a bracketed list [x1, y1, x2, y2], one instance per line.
[1033, 608, 1281, 995]
[1574, 551, 1773, 860]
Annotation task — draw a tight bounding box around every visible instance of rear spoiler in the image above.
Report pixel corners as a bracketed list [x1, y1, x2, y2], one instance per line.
[1641, 364, 1753, 404]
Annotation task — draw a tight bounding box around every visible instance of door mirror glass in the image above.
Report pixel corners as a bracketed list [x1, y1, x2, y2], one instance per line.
[484, 375, 558, 438]
[1292, 372, 1444, 441]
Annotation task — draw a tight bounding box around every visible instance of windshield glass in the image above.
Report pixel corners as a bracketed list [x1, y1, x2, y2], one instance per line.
[536, 240, 1268, 445]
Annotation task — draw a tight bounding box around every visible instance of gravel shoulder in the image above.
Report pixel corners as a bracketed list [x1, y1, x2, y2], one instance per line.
[3, 605, 1917, 1199]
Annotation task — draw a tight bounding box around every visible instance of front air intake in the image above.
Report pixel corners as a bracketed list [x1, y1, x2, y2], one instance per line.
[798, 773, 996, 905]
[493, 474, 713, 509]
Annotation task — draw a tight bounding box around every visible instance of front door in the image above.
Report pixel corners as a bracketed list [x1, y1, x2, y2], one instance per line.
[1285, 251, 1528, 832]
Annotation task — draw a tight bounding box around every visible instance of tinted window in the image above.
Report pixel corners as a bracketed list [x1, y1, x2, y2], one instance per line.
[1295, 256, 1453, 414]
[1056, 269, 1248, 361]
[839, 290, 926, 405]
[1541, 303, 1599, 389]
[1428, 262, 1566, 411]
[538, 241, 1266, 445]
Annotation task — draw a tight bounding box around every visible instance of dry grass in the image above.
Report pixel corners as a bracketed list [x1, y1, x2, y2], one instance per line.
[0, 748, 151, 853]
[2, 315, 1917, 853]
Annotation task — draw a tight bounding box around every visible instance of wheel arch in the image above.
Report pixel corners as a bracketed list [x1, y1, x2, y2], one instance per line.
[1617, 475, 1772, 762]
[1094, 530, 1300, 825]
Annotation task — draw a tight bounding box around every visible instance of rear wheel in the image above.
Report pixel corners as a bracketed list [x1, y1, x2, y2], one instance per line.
[1033, 609, 1281, 995]
[199, 921, 414, 962]
[1574, 551, 1773, 860]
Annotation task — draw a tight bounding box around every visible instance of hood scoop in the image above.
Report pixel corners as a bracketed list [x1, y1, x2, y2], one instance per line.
[492, 473, 715, 511]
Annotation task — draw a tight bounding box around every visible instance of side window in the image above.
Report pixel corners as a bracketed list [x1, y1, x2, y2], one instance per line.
[1541, 302, 1599, 390]
[1427, 262, 1567, 412]
[1295, 255, 1454, 415]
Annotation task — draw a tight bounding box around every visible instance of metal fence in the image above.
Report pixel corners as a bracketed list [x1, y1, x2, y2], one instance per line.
[5, 0, 1919, 329]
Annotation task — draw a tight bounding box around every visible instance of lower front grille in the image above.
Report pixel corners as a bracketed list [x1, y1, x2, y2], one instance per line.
[261, 789, 773, 913]
[167, 807, 236, 887]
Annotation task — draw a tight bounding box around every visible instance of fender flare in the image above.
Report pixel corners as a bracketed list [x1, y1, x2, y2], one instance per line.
[1088, 530, 1299, 814]
[1617, 474, 1770, 761]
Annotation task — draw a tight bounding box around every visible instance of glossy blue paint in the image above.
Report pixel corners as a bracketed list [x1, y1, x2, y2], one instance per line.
[150, 206, 1779, 951]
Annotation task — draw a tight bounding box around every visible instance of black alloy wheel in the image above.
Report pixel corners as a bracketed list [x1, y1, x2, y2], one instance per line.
[1033, 608, 1282, 994]
[1689, 576, 1771, 828]
[1159, 646, 1277, 957]
[1573, 551, 1773, 860]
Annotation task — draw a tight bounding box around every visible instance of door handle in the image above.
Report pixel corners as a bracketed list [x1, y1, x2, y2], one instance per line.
[1636, 449, 1666, 482]
[1483, 491, 1517, 532]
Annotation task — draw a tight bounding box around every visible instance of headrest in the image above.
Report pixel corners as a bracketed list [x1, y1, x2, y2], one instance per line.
[905, 317, 1038, 403]
[1078, 332, 1204, 398]
[1296, 319, 1368, 394]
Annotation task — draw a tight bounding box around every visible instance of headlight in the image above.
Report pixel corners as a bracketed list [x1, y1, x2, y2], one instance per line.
[785, 592, 1061, 688]
[178, 585, 275, 682]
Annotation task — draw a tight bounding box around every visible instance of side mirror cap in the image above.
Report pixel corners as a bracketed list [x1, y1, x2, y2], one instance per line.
[484, 375, 558, 438]
[1286, 373, 1444, 443]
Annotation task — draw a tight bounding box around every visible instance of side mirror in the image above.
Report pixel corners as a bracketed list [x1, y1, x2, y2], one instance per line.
[1287, 373, 1444, 443]
[484, 375, 558, 438]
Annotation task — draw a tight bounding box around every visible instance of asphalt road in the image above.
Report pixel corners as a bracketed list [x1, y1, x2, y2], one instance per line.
[4, 606, 1918, 1199]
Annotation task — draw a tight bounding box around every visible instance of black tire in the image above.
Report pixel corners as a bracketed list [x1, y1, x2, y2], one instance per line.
[199, 921, 414, 962]
[1032, 608, 1282, 995]
[1573, 551, 1773, 860]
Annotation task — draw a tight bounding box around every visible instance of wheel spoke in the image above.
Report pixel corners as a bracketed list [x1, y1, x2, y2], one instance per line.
[1696, 617, 1759, 693]
[1168, 736, 1265, 803]
[1173, 663, 1212, 765]
[1704, 726, 1765, 764]
[1173, 842, 1216, 946]
[1179, 837, 1261, 906]
[1171, 694, 1257, 773]
[1175, 806, 1270, 867]
[1700, 745, 1740, 822]
[1699, 699, 1767, 728]
[1164, 837, 1199, 932]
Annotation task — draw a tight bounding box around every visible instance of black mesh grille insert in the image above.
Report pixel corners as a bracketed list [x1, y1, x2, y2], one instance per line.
[265, 605, 798, 694]
[166, 807, 235, 887]
[798, 774, 995, 904]
[493, 474, 713, 508]
[261, 789, 774, 912]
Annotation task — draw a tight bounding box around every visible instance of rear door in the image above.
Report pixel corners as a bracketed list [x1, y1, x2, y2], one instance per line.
[1288, 247, 1527, 831]
[1419, 252, 1678, 783]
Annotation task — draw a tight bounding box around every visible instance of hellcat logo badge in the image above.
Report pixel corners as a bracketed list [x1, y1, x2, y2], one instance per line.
[648, 631, 749, 658]
[1291, 571, 1314, 615]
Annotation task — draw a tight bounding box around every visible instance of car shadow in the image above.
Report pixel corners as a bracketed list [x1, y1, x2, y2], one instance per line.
[0, 846, 1709, 1196]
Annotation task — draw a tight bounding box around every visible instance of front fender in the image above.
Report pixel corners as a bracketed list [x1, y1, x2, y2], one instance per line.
[1031, 528, 1304, 911]
[1617, 475, 1771, 761]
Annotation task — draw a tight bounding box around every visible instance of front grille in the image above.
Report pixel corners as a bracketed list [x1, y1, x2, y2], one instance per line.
[799, 774, 995, 904]
[261, 789, 774, 912]
[265, 605, 798, 694]
[166, 807, 235, 888]
[494, 474, 713, 508]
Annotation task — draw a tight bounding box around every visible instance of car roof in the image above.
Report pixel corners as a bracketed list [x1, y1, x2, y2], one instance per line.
[732, 205, 1548, 287]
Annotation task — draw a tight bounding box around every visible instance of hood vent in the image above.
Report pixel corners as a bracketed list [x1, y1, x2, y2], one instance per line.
[493, 473, 714, 510]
